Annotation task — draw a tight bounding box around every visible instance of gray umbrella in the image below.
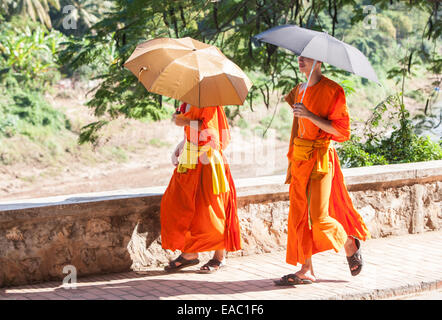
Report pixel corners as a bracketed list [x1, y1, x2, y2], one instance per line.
[254, 25, 379, 102]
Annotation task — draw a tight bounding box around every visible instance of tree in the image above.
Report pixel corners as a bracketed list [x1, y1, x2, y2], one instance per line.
[52, 0, 114, 36]
[57, 0, 441, 144]
[1, 0, 61, 28]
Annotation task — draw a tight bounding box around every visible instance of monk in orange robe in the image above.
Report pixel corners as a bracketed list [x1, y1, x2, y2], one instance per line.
[160, 103, 241, 273]
[274, 56, 371, 285]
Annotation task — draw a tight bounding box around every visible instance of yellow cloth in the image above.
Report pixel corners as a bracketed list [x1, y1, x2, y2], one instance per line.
[177, 141, 230, 195]
[290, 137, 331, 178]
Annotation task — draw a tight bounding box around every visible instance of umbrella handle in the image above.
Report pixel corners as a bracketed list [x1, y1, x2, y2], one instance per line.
[138, 67, 148, 81]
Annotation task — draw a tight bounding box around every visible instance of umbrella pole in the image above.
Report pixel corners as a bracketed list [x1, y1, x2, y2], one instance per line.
[298, 59, 317, 138]
[300, 59, 317, 104]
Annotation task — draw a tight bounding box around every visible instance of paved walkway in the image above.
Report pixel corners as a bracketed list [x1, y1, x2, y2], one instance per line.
[1, 231, 441, 300]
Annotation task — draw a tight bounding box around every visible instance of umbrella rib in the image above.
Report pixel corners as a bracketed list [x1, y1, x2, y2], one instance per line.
[126, 47, 190, 67]
[195, 54, 201, 107]
[224, 73, 242, 105]
[342, 43, 355, 74]
[148, 51, 196, 91]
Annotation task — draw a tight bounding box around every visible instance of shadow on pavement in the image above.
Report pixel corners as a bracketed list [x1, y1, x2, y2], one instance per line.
[1, 271, 349, 300]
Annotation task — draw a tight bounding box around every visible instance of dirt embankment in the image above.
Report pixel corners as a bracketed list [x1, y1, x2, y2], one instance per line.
[0, 83, 289, 201]
[1, 75, 438, 202]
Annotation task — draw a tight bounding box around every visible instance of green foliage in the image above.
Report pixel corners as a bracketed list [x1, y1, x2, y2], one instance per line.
[0, 17, 65, 89]
[224, 105, 242, 122]
[56, 0, 350, 142]
[0, 17, 70, 141]
[148, 138, 170, 148]
[237, 117, 249, 130]
[1, 0, 61, 29]
[0, 87, 71, 139]
[256, 105, 293, 140]
[337, 135, 388, 167]
[376, 15, 396, 40]
[54, 0, 441, 144]
[0, 88, 70, 138]
[2, 0, 440, 164]
[77, 120, 109, 145]
[109, 146, 127, 163]
[0, 112, 18, 137]
[53, 1, 114, 36]
[1, 0, 114, 36]
[392, 14, 413, 39]
[339, 79, 356, 96]
[337, 93, 442, 167]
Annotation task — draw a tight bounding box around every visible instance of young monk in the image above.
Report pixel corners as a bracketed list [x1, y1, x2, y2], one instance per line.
[274, 56, 371, 285]
[160, 102, 241, 273]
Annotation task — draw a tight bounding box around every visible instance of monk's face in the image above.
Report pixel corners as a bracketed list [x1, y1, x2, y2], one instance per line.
[298, 56, 320, 75]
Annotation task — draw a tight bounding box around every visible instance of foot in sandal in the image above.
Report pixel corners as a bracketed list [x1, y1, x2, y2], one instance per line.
[345, 236, 363, 276]
[274, 259, 316, 286]
[274, 273, 314, 286]
[164, 253, 199, 273]
[198, 258, 226, 273]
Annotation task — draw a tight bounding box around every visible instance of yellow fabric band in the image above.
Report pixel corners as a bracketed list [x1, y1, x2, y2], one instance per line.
[177, 141, 230, 195]
[291, 137, 331, 177]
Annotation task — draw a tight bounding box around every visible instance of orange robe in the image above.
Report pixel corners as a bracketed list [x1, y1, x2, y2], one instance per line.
[284, 75, 370, 266]
[160, 106, 242, 253]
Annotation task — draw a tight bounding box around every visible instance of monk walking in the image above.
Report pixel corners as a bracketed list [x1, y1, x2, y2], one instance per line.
[275, 56, 371, 285]
[160, 103, 242, 273]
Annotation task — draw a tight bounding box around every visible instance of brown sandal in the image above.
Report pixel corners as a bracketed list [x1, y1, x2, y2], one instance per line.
[164, 255, 200, 273]
[346, 237, 363, 276]
[274, 274, 313, 286]
[198, 258, 225, 273]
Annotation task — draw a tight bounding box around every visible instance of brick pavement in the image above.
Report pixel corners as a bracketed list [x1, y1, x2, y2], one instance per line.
[1, 231, 441, 300]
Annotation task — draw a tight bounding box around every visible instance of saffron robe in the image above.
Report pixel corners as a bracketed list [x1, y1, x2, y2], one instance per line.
[160, 105, 242, 253]
[285, 75, 370, 266]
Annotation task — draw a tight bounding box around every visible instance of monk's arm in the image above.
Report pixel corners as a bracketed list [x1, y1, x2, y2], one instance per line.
[307, 113, 343, 137]
[174, 139, 185, 155]
[171, 139, 185, 166]
[292, 103, 344, 138]
[173, 114, 203, 130]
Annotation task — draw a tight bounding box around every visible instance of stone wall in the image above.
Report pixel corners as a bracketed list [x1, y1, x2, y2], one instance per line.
[0, 160, 441, 287]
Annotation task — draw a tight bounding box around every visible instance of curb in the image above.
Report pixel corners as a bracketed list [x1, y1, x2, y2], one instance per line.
[329, 279, 442, 300]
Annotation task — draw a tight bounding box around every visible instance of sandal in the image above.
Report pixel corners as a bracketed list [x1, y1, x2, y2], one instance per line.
[346, 237, 363, 276]
[274, 274, 313, 286]
[198, 258, 225, 273]
[164, 255, 200, 273]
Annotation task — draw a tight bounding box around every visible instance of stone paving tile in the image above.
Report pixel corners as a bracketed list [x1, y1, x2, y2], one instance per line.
[1, 231, 441, 300]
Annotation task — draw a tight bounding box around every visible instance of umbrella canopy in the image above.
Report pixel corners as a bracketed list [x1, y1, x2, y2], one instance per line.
[124, 37, 253, 107]
[254, 25, 379, 84]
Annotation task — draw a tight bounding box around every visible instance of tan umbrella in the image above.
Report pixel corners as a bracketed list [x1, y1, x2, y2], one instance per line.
[123, 37, 253, 107]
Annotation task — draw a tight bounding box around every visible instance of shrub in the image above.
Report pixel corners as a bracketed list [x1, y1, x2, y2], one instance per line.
[0, 88, 71, 138]
[337, 93, 442, 167]
[0, 18, 64, 90]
